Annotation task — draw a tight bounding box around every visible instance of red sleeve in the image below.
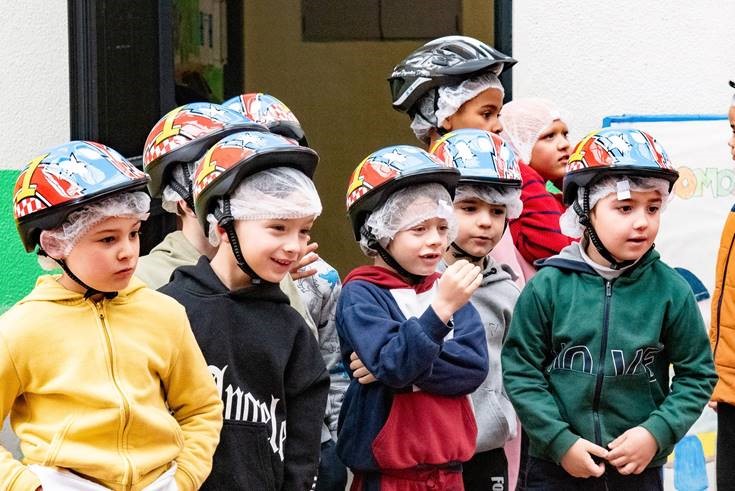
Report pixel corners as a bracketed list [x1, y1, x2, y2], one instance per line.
[509, 163, 573, 263]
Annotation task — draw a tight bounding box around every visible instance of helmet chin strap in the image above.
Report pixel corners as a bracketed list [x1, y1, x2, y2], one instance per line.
[362, 225, 424, 285]
[449, 242, 485, 263]
[213, 197, 267, 285]
[573, 190, 635, 270]
[39, 250, 117, 299]
[168, 163, 196, 212]
[450, 220, 508, 264]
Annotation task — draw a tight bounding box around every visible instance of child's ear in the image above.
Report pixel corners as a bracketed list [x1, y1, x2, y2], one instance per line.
[39, 231, 66, 260]
[178, 199, 196, 217]
[216, 225, 230, 245]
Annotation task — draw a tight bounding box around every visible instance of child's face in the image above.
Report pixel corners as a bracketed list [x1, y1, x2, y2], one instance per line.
[530, 119, 570, 184]
[452, 197, 506, 259]
[728, 105, 735, 161]
[442, 88, 504, 134]
[233, 216, 314, 283]
[59, 217, 141, 294]
[385, 217, 450, 276]
[587, 189, 662, 264]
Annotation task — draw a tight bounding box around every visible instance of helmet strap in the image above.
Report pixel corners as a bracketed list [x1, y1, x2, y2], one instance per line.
[449, 241, 486, 264]
[168, 163, 196, 212]
[38, 250, 117, 299]
[363, 226, 424, 285]
[412, 88, 440, 128]
[213, 197, 264, 285]
[573, 191, 634, 270]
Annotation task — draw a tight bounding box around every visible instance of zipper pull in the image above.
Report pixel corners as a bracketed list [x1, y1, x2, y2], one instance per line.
[605, 281, 612, 297]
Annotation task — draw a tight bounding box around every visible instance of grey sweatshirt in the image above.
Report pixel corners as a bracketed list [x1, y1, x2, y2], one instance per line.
[440, 257, 521, 452]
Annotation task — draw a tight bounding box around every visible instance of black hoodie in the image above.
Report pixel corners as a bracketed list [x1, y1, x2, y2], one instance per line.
[160, 257, 329, 490]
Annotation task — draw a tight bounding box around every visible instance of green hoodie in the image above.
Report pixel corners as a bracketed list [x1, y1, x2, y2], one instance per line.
[501, 245, 716, 467]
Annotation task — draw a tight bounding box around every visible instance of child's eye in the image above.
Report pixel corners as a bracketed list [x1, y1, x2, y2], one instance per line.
[619, 206, 632, 213]
[648, 205, 661, 214]
[269, 224, 286, 232]
[461, 206, 477, 213]
[99, 236, 116, 244]
[492, 208, 506, 216]
[439, 224, 449, 232]
[412, 226, 426, 233]
[299, 229, 312, 238]
[130, 230, 141, 239]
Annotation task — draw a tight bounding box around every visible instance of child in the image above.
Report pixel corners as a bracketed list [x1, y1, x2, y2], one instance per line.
[710, 79, 735, 490]
[222, 92, 350, 490]
[1, 141, 223, 490]
[502, 128, 717, 490]
[500, 97, 571, 192]
[338, 145, 489, 489]
[388, 35, 515, 149]
[431, 129, 523, 490]
[137, 102, 318, 335]
[498, 97, 574, 267]
[136, 102, 265, 288]
[159, 130, 329, 489]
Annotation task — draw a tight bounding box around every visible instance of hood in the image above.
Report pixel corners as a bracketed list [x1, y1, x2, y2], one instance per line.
[343, 265, 440, 294]
[19, 275, 148, 305]
[479, 256, 517, 287]
[166, 255, 289, 303]
[438, 256, 518, 287]
[535, 242, 659, 279]
[146, 231, 201, 263]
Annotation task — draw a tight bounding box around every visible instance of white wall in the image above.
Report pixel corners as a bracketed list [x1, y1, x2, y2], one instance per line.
[0, 2, 69, 170]
[512, 1, 735, 143]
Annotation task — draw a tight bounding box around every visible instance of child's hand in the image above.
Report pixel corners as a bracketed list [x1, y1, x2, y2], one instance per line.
[431, 260, 482, 323]
[560, 438, 608, 478]
[606, 426, 658, 475]
[708, 400, 718, 412]
[350, 352, 377, 384]
[290, 242, 319, 280]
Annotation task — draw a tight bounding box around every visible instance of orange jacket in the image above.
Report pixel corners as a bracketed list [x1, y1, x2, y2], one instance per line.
[712, 207, 735, 403]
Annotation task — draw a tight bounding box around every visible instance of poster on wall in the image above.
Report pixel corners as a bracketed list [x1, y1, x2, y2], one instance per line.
[603, 114, 731, 309]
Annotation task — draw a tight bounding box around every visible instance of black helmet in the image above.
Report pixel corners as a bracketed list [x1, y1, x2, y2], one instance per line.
[388, 35, 516, 115]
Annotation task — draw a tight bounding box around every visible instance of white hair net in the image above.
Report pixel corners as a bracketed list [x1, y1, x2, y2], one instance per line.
[207, 166, 322, 246]
[38, 191, 151, 270]
[359, 183, 457, 256]
[560, 176, 672, 238]
[499, 98, 567, 163]
[410, 72, 505, 144]
[161, 161, 196, 214]
[455, 183, 523, 220]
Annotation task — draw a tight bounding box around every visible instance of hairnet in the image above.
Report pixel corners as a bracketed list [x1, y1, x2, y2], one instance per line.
[161, 161, 197, 213]
[560, 176, 672, 238]
[499, 98, 566, 163]
[207, 166, 322, 246]
[411, 72, 505, 144]
[359, 183, 457, 256]
[455, 183, 523, 220]
[38, 191, 151, 270]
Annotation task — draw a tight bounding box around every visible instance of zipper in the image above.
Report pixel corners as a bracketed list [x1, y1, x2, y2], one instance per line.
[591, 279, 613, 446]
[714, 231, 735, 357]
[92, 300, 134, 490]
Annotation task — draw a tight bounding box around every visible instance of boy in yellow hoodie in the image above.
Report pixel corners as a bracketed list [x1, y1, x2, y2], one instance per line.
[0, 141, 223, 490]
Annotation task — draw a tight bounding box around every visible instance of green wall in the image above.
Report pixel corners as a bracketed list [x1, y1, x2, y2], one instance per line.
[0, 170, 44, 314]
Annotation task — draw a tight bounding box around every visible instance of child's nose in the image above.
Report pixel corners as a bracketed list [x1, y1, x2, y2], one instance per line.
[477, 210, 493, 227]
[426, 227, 443, 245]
[119, 238, 137, 259]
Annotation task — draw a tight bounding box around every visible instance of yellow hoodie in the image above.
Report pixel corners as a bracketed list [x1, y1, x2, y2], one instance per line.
[0, 275, 223, 491]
